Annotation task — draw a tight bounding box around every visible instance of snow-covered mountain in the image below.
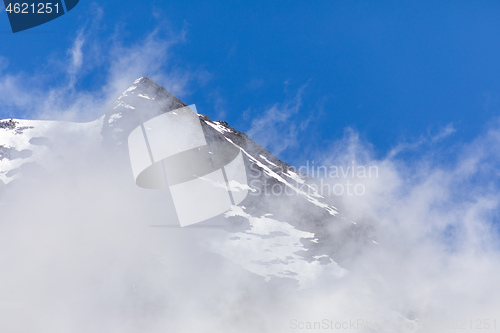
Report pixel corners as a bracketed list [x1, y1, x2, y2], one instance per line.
[0, 77, 375, 284]
[0, 77, 415, 332]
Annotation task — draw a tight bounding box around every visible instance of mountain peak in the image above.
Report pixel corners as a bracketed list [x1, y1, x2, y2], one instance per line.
[127, 77, 183, 103]
[101, 77, 186, 147]
[132, 76, 158, 87]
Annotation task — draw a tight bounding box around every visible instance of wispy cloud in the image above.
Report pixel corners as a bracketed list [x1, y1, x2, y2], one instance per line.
[430, 123, 456, 143]
[247, 83, 309, 156]
[0, 56, 8, 73]
[208, 88, 228, 119]
[388, 123, 457, 158]
[67, 30, 85, 88]
[0, 6, 196, 121]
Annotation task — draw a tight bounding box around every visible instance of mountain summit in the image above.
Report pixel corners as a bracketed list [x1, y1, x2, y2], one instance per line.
[102, 77, 186, 147]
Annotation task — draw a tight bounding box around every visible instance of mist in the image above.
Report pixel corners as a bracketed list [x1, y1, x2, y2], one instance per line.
[0, 126, 290, 333]
[307, 124, 500, 332]
[3, 112, 499, 333]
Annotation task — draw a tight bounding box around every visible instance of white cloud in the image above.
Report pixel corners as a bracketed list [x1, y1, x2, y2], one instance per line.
[67, 30, 85, 88]
[208, 88, 228, 119]
[247, 84, 308, 156]
[388, 123, 456, 158]
[310, 119, 500, 329]
[430, 123, 456, 143]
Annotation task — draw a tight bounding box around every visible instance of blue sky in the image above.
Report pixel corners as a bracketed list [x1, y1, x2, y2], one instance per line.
[1, 1, 500, 165]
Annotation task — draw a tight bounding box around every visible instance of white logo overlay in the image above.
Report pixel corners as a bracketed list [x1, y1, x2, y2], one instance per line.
[128, 105, 249, 227]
